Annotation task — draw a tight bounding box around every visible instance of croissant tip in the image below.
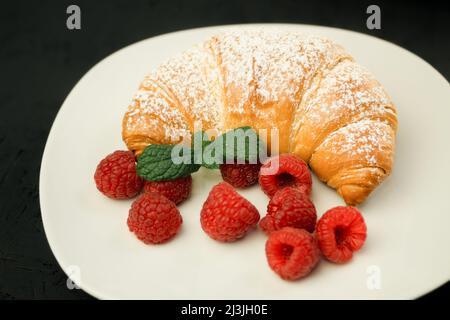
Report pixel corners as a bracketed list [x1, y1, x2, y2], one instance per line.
[338, 184, 371, 206]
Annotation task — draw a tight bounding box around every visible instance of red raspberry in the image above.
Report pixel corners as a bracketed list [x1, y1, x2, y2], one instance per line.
[127, 193, 182, 244]
[200, 182, 260, 242]
[143, 175, 192, 205]
[219, 162, 261, 188]
[94, 150, 143, 199]
[259, 187, 317, 234]
[259, 154, 312, 198]
[316, 206, 367, 263]
[265, 227, 320, 280]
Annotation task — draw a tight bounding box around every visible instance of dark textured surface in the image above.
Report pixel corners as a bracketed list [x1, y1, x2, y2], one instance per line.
[0, 0, 449, 300]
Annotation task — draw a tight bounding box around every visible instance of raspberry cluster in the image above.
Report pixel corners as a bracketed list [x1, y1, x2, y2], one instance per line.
[94, 150, 192, 244]
[94, 150, 367, 281]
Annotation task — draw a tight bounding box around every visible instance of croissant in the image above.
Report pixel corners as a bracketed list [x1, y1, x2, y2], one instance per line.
[122, 30, 397, 205]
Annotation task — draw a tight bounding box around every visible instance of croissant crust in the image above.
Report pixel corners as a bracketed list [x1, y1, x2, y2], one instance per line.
[122, 30, 397, 205]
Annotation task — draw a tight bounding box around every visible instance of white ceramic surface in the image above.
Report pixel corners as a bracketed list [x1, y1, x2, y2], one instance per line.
[39, 24, 450, 299]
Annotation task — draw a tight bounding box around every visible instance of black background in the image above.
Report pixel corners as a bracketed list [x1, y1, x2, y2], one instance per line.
[0, 0, 449, 300]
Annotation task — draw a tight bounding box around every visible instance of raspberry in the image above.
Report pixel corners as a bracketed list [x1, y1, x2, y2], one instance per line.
[94, 150, 143, 199]
[143, 175, 192, 205]
[259, 187, 317, 234]
[127, 193, 182, 244]
[265, 227, 320, 280]
[259, 154, 312, 198]
[200, 182, 260, 242]
[219, 162, 261, 188]
[316, 206, 367, 263]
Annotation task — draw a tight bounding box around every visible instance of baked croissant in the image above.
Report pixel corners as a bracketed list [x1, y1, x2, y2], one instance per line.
[122, 30, 397, 205]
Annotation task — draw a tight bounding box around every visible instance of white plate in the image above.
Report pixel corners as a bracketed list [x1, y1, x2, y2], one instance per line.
[40, 24, 450, 299]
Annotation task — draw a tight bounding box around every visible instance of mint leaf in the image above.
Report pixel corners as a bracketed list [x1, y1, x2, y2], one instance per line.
[214, 126, 265, 164]
[201, 151, 220, 170]
[136, 144, 200, 181]
[136, 127, 265, 181]
[191, 131, 219, 169]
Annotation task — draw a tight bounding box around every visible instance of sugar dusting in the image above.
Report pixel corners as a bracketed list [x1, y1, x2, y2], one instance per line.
[209, 30, 351, 120]
[318, 119, 394, 165]
[306, 60, 395, 125]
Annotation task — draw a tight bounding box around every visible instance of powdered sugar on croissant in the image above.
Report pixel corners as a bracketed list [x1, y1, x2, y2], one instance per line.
[122, 30, 397, 205]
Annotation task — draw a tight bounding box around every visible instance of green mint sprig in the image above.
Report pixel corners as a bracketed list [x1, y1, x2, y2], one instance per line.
[136, 144, 201, 181]
[136, 127, 265, 181]
[212, 126, 265, 164]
